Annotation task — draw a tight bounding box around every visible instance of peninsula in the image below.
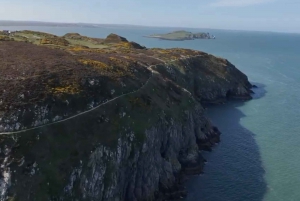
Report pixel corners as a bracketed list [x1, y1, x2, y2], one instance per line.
[0, 30, 252, 201]
[145, 30, 216, 41]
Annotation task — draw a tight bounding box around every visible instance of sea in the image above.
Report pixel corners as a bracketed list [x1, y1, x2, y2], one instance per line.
[2, 25, 300, 201]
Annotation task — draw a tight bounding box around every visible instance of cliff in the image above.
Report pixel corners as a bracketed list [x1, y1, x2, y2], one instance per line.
[0, 31, 252, 201]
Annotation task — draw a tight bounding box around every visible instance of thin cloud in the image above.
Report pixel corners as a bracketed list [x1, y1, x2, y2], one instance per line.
[211, 0, 273, 7]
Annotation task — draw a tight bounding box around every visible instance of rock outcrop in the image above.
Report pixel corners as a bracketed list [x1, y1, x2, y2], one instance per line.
[104, 33, 129, 43]
[0, 32, 252, 201]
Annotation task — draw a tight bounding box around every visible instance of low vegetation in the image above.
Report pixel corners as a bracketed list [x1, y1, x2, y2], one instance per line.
[0, 30, 248, 201]
[40, 37, 70, 46]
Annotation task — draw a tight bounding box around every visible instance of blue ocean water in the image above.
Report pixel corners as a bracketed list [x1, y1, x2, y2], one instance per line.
[2, 25, 300, 201]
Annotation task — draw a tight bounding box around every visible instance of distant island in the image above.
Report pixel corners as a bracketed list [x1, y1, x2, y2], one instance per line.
[145, 30, 216, 41]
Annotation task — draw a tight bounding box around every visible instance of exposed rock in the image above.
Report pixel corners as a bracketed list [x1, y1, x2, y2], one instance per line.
[104, 33, 129, 43]
[63, 33, 82, 39]
[128, 42, 146, 49]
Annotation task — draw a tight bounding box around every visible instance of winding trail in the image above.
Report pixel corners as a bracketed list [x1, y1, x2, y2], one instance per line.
[0, 55, 201, 135]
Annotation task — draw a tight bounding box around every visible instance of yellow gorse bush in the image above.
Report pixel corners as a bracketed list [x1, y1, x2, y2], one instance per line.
[51, 85, 81, 95]
[78, 59, 109, 69]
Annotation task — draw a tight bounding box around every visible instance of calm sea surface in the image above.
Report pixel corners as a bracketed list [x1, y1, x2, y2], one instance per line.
[2, 25, 300, 201]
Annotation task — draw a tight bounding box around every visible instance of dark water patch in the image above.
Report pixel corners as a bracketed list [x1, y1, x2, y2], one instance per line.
[185, 84, 267, 201]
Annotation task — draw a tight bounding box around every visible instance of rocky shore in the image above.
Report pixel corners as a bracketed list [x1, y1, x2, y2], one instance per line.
[0, 31, 252, 201]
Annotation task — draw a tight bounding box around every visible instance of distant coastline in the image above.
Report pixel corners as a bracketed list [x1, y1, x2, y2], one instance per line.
[0, 20, 99, 28]
[144, 30, 216, 41]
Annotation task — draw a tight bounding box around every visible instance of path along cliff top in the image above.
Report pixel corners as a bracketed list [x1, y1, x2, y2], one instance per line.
[0, 30, 248, 133]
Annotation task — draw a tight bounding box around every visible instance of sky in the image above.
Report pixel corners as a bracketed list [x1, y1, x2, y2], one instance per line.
[0, 0, 300, 33]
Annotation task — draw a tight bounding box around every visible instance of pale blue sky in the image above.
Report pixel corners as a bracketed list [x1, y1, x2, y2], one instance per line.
[0, 0, 299, 33]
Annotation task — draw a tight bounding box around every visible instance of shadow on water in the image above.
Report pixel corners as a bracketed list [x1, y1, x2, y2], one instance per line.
[185, 83, 267, 201]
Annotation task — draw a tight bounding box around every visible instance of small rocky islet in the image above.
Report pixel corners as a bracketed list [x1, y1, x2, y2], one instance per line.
[0, 30, 252, 200]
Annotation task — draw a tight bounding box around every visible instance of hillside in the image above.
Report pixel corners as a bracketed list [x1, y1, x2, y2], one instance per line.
[0, 30, 252, 201]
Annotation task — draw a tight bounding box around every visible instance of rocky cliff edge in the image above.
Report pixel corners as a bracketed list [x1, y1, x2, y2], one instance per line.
[0, 32, 252, 201]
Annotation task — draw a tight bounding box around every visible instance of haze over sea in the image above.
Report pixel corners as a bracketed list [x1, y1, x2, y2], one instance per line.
[2, 25, 300, 201]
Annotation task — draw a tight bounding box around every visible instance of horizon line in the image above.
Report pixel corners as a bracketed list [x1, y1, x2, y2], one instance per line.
[0, 19, 299, 35]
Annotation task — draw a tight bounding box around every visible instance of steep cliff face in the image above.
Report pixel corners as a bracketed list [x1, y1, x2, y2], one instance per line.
[78, 105, 218, 201]
[0, 33, 252, 201]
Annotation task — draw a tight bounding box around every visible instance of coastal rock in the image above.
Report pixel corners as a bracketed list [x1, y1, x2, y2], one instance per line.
[0, 32, 252, 201]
